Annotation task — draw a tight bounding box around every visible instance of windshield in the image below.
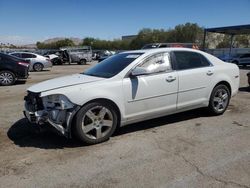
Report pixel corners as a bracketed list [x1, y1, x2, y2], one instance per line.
[83, 53, 143, 78]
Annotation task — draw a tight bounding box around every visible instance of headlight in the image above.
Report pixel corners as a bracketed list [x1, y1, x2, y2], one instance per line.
[42, 94, 75, 110]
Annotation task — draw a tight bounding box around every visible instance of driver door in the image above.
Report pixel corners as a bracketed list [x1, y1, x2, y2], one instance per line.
[122, 52, 178, 122]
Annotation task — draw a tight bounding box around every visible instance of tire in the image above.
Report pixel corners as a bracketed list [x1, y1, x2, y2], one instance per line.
[73, 101, 118, 145]
[208, 84, 230, 115]
[79, 59, 87, 65]
[33, 63, 44, 71]
[0, 70, 16, 86]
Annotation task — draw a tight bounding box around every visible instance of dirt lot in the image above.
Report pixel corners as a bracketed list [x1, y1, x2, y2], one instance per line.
[0, 63, 249, 188]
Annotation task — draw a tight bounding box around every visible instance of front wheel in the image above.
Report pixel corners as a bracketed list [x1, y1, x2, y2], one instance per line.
[74, 101, 118, 144]
[208, 85, 230, 115]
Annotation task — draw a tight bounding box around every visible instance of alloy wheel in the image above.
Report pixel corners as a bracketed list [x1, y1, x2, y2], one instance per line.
[0, 72, 14, 85]
[81, 106, 113, 140]
[213, 88, 229, 112]
[33, 63, 43, 71]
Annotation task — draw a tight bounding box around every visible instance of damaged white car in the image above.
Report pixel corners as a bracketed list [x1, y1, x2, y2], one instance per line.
[24, 48, 239, 144]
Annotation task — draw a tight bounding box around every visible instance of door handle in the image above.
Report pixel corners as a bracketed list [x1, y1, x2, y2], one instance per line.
[207, 70, 214, 76]
[166, 76, 176, 82]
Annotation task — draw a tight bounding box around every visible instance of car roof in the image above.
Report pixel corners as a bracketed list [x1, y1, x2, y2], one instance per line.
[10, 52, 42, 56]
[10, 52, 36, 55]
[121, 47, 203, 55]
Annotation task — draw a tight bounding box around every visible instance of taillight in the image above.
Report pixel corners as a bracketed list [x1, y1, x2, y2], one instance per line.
[18, 62, 29, 67]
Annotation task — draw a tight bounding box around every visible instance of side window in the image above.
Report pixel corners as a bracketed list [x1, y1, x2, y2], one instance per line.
[174, 51, 210, 70]
[11, 53, 21, 57]
[138, 53, 172, 73]
[21, 53, 33, 58]
[199, 54, 211, 66]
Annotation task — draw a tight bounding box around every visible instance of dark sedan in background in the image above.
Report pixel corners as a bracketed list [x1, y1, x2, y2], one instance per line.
[0, 53, 30, 86]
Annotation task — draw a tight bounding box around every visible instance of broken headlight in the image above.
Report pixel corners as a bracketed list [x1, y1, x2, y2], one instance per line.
[42, 94, 75, 110]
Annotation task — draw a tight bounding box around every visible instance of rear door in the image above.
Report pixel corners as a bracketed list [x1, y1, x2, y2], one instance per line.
[173, 51, 213, 109]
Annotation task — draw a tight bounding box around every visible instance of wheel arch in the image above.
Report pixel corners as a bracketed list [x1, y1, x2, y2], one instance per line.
[70, 98, 122, 137]
[33, 62, 43, 65]
[0, 69, 17, 76]
[214, 81, 232, 95]
[83, 98, 121, 126]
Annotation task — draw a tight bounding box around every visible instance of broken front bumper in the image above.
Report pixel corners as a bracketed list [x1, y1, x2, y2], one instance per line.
[23, 93, 80, 138]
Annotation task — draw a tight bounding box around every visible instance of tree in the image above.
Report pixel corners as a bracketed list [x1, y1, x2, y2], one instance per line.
[167, 23, 203, 44]
[36, 39, 75, 49]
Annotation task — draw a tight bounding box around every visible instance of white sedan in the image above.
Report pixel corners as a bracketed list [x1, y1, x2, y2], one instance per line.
[10, 52, 52, 71]
[24, 48, 239, 144]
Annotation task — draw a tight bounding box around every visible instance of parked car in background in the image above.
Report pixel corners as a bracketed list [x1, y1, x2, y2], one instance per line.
[60, 46, 92, 65]
[10, 52, 52, 71]
[0, 53, 29, 86]
[142, 43, 199, 49]
[231, 53, 250, 66]
[24, 48, 239, 145]
[218, 54, 234, 62]
[93, 50, 115, 62]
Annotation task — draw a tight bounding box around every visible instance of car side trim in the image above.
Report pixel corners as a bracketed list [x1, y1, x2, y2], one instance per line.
[178, 86, 206, 93]
[127, 91, 177, 103]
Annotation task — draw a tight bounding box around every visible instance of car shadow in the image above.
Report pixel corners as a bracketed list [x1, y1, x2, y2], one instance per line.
[15, 80, 27, 85]
[7, 118, 83, 149]
[114, 108, 210, 136]
[0, 80, 27, 86]
[8, 108, 210, 149]
[239, 86, 250, 92]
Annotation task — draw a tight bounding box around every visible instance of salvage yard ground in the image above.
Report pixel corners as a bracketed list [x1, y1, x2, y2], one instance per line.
[0, 63, 249, 188]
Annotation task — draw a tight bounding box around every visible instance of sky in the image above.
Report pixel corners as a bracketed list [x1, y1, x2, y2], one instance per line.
[0, 0, 250, 45]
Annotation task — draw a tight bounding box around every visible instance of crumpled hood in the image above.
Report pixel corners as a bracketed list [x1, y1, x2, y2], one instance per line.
[28, 74, 105, 93]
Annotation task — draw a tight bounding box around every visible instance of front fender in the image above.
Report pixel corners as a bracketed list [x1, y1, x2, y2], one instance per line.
[40, 80, 126, 121]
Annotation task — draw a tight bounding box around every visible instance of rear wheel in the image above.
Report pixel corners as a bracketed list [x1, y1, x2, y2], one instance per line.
[74, 101, 118, 144]
[33, 63, 44, 71]
[79, 59, 87, 65]
[208, 84, 230, 115]
[0, 70, 16, 86]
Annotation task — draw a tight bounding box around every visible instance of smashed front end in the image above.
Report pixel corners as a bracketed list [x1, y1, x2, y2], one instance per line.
[24, 92, 80, 137]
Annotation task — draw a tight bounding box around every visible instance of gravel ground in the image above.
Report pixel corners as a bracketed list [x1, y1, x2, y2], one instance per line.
[0, 63, 249, 188]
